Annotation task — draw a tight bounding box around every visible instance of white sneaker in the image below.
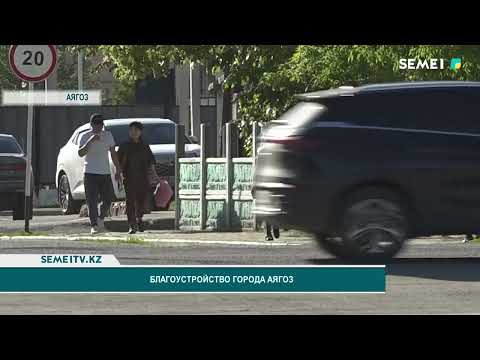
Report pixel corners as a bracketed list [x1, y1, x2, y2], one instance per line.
[90, 226, 99, 235]
[97, 218, 105, 232]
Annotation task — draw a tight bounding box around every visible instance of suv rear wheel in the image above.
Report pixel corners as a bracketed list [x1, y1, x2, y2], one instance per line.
[318, 188, 409, 263]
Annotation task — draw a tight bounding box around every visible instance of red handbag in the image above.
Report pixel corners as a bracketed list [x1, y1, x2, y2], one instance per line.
[154, 180, 173, 209]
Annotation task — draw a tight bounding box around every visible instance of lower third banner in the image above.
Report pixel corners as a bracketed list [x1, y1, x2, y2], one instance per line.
[0, 261, 385, 293]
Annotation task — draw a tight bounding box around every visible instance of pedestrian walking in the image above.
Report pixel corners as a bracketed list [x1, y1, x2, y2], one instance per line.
[116, 121, 158, 234]
[251, 140, 280, 241]
[264, 222, 280, 241]
[78, 114, 122, 235]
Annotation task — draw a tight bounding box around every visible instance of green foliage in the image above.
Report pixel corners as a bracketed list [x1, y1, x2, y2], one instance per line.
[126, 235, 145, 243]
[75, 45, 192, 81]
[111, 78, 136, 105]
[56, 46, 100, 90]
[0, 45, 21, 90]
[235, 45, 480, 154]
[5, 45, 478, 154]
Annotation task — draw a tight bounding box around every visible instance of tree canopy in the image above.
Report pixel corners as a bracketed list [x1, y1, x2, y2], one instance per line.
[77, 44, 480, 109]
[7, 45, 480, 153]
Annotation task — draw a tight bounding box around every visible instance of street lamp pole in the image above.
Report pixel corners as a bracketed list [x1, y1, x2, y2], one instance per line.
[78, 50, 84, 90]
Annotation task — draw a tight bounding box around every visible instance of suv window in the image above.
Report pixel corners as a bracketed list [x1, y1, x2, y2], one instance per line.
[417, 91, 479, 133]
[0, 137, 22, 154]
[74, 129, 91, 145]
[330, 90, 479, 134]
[107, 123, 187, 145]
[71, 131, 79, 144]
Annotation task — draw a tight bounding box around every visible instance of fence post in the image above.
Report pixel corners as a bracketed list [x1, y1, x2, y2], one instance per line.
[252, 122, 259, 166]
[225, 123, 232, 230]
[231, 125, 239, 157]
[200, 124, 207, 230]
[252, 122, 259, 231]
[174, 124, 185, 230]
[216, 87, 224, 157]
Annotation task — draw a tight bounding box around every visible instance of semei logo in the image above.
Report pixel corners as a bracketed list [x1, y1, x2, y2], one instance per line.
[450, 58, 462, 70]
[399, 58, 462, 70]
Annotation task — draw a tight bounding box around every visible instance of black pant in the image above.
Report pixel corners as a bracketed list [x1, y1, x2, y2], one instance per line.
[124, 180, 148, 225]
[265, 223, 279, 238]
[84, 174, 112, 227]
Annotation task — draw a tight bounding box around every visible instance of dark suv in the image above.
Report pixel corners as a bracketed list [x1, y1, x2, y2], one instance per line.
[0, 134, 32, 220]
[253, 81, 480, 261]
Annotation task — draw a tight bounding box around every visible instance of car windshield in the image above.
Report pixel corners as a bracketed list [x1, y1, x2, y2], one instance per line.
[107, 123, 177, 146]
[0, 137, 22, 154]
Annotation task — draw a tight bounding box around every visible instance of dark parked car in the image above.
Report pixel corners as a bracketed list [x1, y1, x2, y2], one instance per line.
[253, 81, 480, 262]
[0, 134, 32, 220]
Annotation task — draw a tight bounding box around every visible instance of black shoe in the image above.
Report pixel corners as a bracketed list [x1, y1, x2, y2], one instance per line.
[265, 235, 273, 241]
[128, 226, 137, 235]
[137, 221, 145, 232]
[273, 228, 280, 239]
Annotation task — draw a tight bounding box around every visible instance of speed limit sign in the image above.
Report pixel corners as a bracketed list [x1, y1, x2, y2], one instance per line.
[9, 45, 57, 82]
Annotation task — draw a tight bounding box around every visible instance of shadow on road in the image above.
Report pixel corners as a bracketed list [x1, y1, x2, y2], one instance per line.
[306, 258, 480, 282]
[104, 218, 175, 233]
[387, 258, 480, 282]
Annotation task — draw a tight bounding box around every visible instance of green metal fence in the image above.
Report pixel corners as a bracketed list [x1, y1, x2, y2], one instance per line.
[176, 123, 260, 231]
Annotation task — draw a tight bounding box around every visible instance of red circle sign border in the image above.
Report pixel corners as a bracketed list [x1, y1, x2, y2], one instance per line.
[9, 45, 57, 83]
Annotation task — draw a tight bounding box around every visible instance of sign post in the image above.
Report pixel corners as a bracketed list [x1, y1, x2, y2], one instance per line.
[24, 82, 33, 231]
[9, 45, 57, 232]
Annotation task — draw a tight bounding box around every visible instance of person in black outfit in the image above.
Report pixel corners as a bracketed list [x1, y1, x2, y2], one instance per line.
[265, 223, 280, 241]
[251, 187, 280, 241]
[117, 122, 157, 234]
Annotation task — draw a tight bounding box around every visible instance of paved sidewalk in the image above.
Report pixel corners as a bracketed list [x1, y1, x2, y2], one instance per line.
[0, 209, 470, 245]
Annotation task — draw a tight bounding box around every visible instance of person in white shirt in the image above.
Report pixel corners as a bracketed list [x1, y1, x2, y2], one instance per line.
[78, 114, 122, 234]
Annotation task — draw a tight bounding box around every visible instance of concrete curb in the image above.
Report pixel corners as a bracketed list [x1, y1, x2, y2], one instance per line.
[33, 209, 63, 216]
[0, 233, 470, 246]
[0, 235, 302, 247]
[0, 209, 63, 217]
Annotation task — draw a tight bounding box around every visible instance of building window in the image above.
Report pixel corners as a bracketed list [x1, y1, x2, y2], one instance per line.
[200, 97, 216, 106]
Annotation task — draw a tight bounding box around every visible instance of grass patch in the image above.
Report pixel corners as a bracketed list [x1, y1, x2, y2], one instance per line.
[0, 231, 47, 237]
[126, 235, 145, 244]
[79, 235, 147, 246]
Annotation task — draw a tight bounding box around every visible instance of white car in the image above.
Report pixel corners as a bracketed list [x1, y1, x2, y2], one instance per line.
[55, 118, 200, 215]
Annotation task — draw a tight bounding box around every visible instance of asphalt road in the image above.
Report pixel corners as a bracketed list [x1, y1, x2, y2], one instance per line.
[0, 234, 479, 314]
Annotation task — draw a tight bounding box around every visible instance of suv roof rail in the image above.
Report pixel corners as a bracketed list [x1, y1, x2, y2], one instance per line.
[296, 81, 480, 101]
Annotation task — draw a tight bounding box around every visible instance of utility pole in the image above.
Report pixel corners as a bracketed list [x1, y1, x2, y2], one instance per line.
[175, 64, 191, 136]
[78, 50, 84, 90]
[216, 80, 224, 156]
[189, 62, 201, 140]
